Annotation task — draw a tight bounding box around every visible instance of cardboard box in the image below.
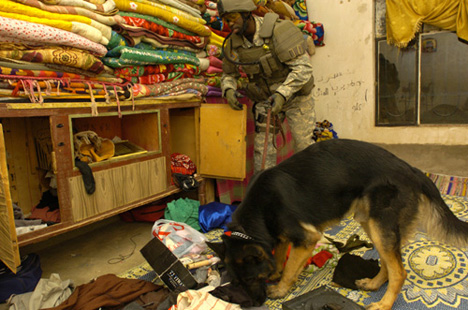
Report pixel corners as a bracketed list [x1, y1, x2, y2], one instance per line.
[140, 237, 198, 291]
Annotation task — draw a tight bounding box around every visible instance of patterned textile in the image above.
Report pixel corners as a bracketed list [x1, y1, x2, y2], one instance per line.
[290, 0, 309, 21]
[155, 0, 203, 17]
[0, 73, 129, 105]
[0, 65, 122, 82]
[103, 46, 200, 68]
[114, 62, 200, 84]
[122, 15, 202, 43]
[114, 63, 200, 78]
[0, 44, 107, 74]
[293, 20, 325, 47]
[0, 14, 108, 46]
[121, 195, 468, 310]
[116, 20, 209, 50]
[102, 46, 200, 68]
[426, 173, 468, 197]
[0, 16, 108, 57]
[122, 0, 206, 25]
[39, 0, 118, 14]
[132, 77, 207, 98]
[130, 72, 194, 84]
[171, 153, 197, 175]
[386, 0, 468, 47]
[106, 31, 132, 50]
[172, 289, 242, 310]
[12, 0, 125, 25]
[0, 0, 112, 44]
[119, 11, 198, 36]
[114, 0, 211, 36]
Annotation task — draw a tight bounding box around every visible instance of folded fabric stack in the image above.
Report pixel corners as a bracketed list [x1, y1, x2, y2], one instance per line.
[107, 0, 213, 100]
[0, 0, 131, 103]
[199, 0, 232, 98]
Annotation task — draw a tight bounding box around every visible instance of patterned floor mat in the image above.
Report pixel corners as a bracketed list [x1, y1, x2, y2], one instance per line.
[121, 194, 468, 310]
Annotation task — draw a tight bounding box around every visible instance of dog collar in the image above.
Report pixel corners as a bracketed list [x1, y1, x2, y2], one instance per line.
[225, 230, 253, 240]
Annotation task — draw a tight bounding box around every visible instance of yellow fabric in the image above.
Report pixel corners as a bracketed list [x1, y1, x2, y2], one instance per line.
[75, 131, 115, 163]
[135, 0, 206, 25]
[209, 32, 225, 47]
[114, 0, 211, 37]
[1, 0, 111, 39]
[386, 0, 468, 47]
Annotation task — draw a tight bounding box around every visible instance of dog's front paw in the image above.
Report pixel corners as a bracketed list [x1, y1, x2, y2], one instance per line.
[356, 278, 380, 291]
[267, 284, 289, 299]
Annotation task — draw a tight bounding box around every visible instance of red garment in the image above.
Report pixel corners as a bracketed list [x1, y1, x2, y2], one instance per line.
[311, 250, 333, 268]
[171, 153, 196, 175]
[275, 247, 333, 268]
[122, 16, 202, 44]
[28, 205, 60, 223]
[44, 274, 160, 310]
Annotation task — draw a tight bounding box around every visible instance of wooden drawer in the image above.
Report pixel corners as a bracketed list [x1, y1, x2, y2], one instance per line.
[69, 156, 167, 221]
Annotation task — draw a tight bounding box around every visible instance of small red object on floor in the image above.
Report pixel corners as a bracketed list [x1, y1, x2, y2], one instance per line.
[311, 250, 333, 268]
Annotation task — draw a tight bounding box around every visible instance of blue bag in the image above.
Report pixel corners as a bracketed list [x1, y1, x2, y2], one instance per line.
[0, 253, 42, 302]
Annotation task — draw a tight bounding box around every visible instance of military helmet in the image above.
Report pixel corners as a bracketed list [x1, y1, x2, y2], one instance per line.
[217, 0, 257, 17]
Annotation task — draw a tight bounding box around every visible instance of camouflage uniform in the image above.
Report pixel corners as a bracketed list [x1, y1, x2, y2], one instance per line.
[221, 15, 316, 173]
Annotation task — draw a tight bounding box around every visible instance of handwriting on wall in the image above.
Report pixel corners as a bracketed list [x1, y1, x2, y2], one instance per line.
[313, 71, 368, 113]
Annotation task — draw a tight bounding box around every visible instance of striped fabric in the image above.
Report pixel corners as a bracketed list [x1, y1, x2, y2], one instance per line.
[426, 172, 468, 198]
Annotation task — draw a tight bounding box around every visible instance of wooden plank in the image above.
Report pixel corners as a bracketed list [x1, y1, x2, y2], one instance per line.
[199, 104, 247, 180]
[0, 124, 20, 273]
[69, 157, 167, 221]
[122, 111, 161, 152]
[170, 108, 198, 163]
[72, 115, 122, 139]
[2, 118, 43, 215]
[50, 115, 75, 224]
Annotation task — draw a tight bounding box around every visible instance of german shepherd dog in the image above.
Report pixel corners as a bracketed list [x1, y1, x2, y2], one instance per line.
[208, 139, 468, 310]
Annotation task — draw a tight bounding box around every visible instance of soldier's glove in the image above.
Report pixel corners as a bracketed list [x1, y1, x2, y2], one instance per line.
[269, 92, 286, 115]
[225, 88, 243, 110]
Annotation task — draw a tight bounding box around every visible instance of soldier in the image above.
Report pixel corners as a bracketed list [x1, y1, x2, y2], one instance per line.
[219, 0, 316, 173]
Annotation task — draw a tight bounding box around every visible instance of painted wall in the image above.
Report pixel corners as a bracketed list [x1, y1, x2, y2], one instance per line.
[306, 0, 468, 145]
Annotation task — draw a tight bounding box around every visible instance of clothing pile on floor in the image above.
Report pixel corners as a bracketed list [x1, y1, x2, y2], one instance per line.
[3, 197, 375, 309]
[0, 198, 371, 310]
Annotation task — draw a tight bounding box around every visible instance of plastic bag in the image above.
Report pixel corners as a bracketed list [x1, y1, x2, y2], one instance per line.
[152, 219, 208, 258]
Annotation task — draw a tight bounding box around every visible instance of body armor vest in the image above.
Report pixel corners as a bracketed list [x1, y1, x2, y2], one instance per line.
[223, 13, 314, 101]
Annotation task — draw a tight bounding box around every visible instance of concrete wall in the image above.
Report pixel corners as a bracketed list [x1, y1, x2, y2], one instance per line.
[306, 0, 468, 145]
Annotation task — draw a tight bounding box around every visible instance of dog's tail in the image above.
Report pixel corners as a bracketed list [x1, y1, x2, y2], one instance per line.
[420, 175, 468, 248]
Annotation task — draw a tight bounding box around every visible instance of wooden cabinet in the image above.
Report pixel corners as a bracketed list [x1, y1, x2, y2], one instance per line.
[0, 98, 247, 273]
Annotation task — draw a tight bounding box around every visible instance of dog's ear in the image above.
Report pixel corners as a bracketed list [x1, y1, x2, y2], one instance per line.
[206, 241, 226, 260]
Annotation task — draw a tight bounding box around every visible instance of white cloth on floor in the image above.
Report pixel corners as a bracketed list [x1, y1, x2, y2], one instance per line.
[8, 273, 74, 310]
[171, 289, 242, 310]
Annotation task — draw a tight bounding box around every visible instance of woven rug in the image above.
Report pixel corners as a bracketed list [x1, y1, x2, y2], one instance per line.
[426, 173, 468, 198]
[120, 194, 468, 309]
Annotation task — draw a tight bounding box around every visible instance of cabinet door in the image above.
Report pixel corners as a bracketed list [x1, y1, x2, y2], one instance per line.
[0, 124, 20, 273]
[199, 104, 247, 180]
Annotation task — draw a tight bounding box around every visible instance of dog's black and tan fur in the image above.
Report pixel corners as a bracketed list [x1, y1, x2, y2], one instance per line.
[208, 139, 468, 310]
